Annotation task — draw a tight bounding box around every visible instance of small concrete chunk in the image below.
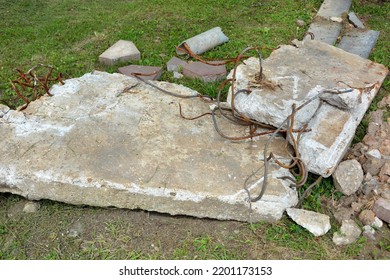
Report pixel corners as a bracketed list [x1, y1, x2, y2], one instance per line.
[358, 209, 376, 226]
[321, 89, 360, 110]
[118, 65, 162, 80]
[317, 0, 352, 19]
[333, 219, 362, 245]
[337, 30, 380, 59]
[333, 159, 364, 196]
[373, 198, 390, 223]
[286, 208, 331, 236]
[23, 201, 40, 213]
[182, 61, 226, 82]
[348, 12, 365, 29]
[167, 57, 188, 72]
[99, 40, 141, 66]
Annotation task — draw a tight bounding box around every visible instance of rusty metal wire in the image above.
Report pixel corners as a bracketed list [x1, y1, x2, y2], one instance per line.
[10, 64, 64, 110]
[124, 44, 365, 206]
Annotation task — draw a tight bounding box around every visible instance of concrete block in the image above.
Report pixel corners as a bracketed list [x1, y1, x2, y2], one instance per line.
[99, 40, 141, 66]
[118, 65, 162, 80]
[167, 57, 188, 72]
[182, 61, 226, 82]
[337, 30, 380, 59]
[305, 19, 342, 45]
[373, 198, 390, 223]
[317, 0, 352, 19]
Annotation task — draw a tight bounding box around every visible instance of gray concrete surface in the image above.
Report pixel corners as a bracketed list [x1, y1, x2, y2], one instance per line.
[227, 39, 388, 177]
[0, 71, 298, 222]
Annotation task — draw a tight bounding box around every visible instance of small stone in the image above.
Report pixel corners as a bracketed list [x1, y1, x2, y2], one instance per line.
[23, 201, 40, 213]
[358, 209, 376, 225]
[362, 225, 376, 240]
[367, 149, 382, 159]
[0, 104, 10, 118]
[373, 198, 390, 223]
[333, 159, 364, 196]
[182, 61, 227, 82]
[332, 219, 362, 246]
[286, 208, 331, 237]
[372, 217, 383, 228]
[173, 71, 183, 79]
[379, 162, 390, 183]
[380, 189, 390, 200]
[296, 19, 305, 27]
[68, 220, 84, 238]
[333, 207, 354, 224]
[351, 202, 363, 213]
[348, 12, 365, 29]
[379, 139, 390, 157]
[378, 95, 390, 109]
[330, 16, 343, 23]
[363, 134, 378, 147]
[167, 57, 188, 72]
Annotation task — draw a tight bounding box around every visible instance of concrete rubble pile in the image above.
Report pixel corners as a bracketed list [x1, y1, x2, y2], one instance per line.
[0, 1, 389, 244]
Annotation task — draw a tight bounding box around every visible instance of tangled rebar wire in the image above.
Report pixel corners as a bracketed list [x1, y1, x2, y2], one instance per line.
[10, 64, 64, 110]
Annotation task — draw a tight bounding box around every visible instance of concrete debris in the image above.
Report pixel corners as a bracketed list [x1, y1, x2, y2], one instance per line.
[182, 61, 227, 82]
[332, 219, 362, 245]
[118, 65, 162, 80]
[373, 198, 390, 223]
[333, 207, 354, 224]
[317, 0, 352, 19]
[372, 217, 383, 229]
[296, 19, 305, 27]
[330, 16, 343, 23]
[227, 39, 388, 177]
[320, 89, 359, 110]
[22, 201, 41, 213]
[286, 208, 331, 236]
[358, 209, 376, 226]
[348, 12, 365, 29]
[167, 57, 188, 72]
[99, 40, 141, 66]
[362, 225, 376, 240]
[333, 159, 364, 196]
[0, 71, 298, 223]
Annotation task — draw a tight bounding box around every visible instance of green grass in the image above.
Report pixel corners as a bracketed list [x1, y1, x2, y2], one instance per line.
[0, 0, 322, 107]
[0, 0, 389, 260]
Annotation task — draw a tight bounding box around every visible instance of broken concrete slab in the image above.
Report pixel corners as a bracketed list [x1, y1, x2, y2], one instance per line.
[183, 61, 227, 82]
[99, 40, 141, 66]
[373, 198, 390, 223]
[118, 65, 162, 80]
[305, 19, 342, 45]
[286, 208, 331, 236]
[227, 39, 388, 177]
[0, 71, 298, 222]
[317, 0, 352, 19]
[337, 29, 380, 59]
[348, 12, 365, 29]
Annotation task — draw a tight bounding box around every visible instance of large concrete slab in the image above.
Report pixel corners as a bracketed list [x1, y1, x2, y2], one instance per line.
[0, 71, 298, 222]
[227, 40, 388, 177]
